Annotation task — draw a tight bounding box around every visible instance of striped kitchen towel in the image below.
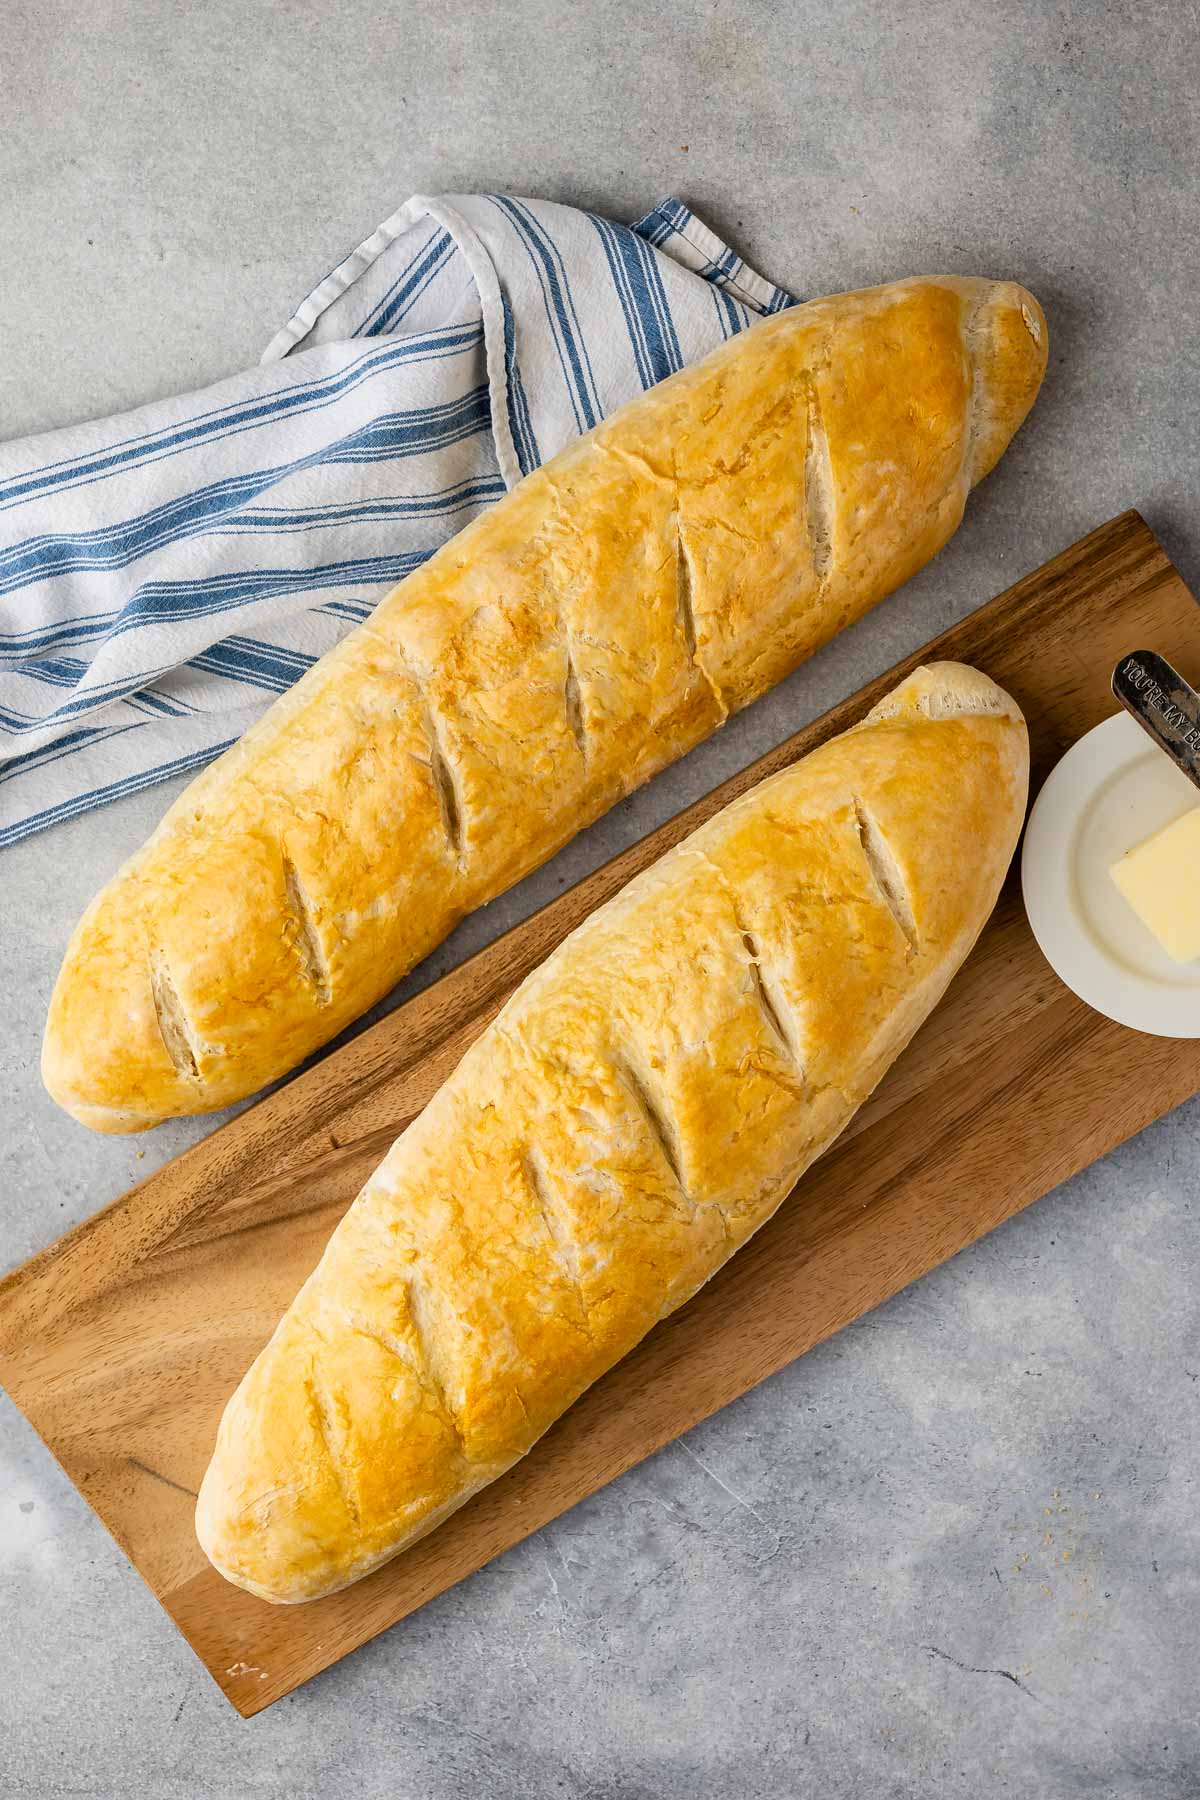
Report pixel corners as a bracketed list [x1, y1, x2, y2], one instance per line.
[0, 194, 794, 849]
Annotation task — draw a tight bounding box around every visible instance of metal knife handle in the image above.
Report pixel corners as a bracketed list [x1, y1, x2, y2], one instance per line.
[1111, 651, 1200, 795]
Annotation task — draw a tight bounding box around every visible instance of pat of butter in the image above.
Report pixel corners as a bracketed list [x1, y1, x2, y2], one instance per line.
[1109, 807, 1200, 963]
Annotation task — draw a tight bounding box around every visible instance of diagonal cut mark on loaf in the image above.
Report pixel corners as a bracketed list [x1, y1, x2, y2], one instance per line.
[522, 1149, 595, 1342]
[853, 796, 919, 954]
[341, 1305, 470, 1462]
[426, 712, 464, 861]
[148, 950, 201, 1080]
[405, 1271, 471, 1457]
[675, 516, 728, 721]
[802, 371, 834, 588]
[306, 1361, 361, 1528]
[920, 682, 1008, 720]
[392, 636, 465, 861]
[867, 673, 1009, 725]
[562, 638, 587, 759]
[691, 843, 808, 1081]
[676, 524, 699, 664]
[282, 854, 332, 1005]
[739, 927, 806, 1077]
[615, 1053, 694, 1212]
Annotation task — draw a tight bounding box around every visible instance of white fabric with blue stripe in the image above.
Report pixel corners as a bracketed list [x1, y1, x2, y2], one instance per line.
[0, 194, 793, 848]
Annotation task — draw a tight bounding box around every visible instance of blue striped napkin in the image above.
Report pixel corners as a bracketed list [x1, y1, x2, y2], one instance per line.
[0, 195, 793, 848]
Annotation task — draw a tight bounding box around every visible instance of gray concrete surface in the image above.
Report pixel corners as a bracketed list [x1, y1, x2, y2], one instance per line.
[2, 1, 1199, 1795]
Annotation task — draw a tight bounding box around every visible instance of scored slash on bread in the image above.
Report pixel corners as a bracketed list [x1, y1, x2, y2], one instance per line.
[43, 277, 1047, 1133]
[195, 660, 1030, 1603]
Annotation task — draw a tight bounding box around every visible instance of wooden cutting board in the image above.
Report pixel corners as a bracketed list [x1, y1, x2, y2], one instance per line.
[3, 511, 1199, 1718]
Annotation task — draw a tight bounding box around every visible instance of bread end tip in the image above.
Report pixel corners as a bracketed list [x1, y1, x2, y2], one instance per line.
[868, 661, 1025, 728]
[967, 280, 1049, 486]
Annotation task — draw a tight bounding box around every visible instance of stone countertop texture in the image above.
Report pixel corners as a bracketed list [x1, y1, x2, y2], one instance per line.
[1, 1, 1198, 1795]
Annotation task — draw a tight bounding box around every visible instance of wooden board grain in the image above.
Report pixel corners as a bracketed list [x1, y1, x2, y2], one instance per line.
[3, 511, 1199, 1717]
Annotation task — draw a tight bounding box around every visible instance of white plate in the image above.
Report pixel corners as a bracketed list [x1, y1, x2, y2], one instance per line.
[1021, 711, 1200, 1037]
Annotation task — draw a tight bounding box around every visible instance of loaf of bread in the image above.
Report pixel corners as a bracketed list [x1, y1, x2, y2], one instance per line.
[44, 277, 1046, 1133]
[195, 660, 1029, 1602]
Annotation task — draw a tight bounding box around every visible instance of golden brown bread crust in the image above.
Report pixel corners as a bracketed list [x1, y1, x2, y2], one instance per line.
[195, 660, 1030, 1602]
[43, 277, 1046, 1132]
